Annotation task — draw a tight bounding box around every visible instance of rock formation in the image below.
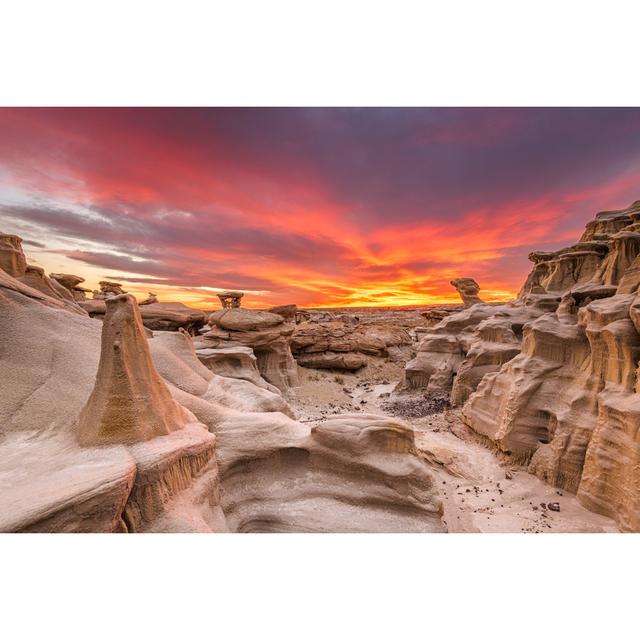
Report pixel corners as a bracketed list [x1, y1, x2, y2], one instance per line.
[50, 273, 92, 301]
[139, 292, 158, 305]
[295, 351, 368, 370]
[96, 280, 126, 298]
[217, 290, 243, 308]
[17, 265, 87, 315]
[403, 299, 533, 399]
[2, 199, 639, 532]
[80, 298, 207, 334]
[196, 345, 280, 393]
[0, 233, 27, 277]
[291, 319, 413, 371]
[77, 294, 192, 446]
[0, 256, 222, 532]
[406, 200, 640, 531]
[450, 277, 483, 307]
[196, 307, 299, 391]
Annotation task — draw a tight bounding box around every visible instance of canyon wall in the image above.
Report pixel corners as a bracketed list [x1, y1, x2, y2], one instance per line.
[406, 201, 640, 531]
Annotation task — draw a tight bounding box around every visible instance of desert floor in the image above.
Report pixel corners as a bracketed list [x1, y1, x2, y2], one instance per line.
[291, 364, 618, 533]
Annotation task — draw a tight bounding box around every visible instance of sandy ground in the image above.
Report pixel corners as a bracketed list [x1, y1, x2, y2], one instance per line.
[290, 358, 405, 421]
[289, 359, 619, 533]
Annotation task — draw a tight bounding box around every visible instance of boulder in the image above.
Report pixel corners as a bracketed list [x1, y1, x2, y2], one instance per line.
[209, 307, 284, 331]
[49, 273, 93, 302]
[268, 303, 298, 321]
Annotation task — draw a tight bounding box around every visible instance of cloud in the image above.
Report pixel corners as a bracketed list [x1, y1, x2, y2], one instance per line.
[1, 107, 640, 307]
[22, 239, 46, 248]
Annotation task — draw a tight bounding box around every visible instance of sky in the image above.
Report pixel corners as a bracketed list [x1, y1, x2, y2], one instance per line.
[1, 107, 640, 309]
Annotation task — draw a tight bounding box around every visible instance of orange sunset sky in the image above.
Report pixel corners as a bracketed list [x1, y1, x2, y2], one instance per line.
[1, 107, 640, 308]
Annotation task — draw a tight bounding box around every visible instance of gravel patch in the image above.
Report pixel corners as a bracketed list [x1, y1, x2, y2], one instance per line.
[381, 395, 450, 418]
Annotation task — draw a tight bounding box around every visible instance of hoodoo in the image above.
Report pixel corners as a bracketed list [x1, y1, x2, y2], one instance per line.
[77, 294, 191, 446]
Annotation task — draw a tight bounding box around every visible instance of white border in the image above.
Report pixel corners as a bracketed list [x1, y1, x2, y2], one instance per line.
[1, 0, 640, 106]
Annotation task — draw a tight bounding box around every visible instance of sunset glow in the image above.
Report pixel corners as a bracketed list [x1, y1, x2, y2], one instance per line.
[2, 107, 640, 308]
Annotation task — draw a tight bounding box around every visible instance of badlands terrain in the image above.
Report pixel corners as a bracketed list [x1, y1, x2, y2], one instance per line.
[1, 201, 640, 532]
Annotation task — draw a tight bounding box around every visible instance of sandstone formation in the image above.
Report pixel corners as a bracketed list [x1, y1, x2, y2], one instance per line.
[139, 292, 158, 305]
[295, 351, 368, 370]
[268, 303, 298, 321]
[2, 201, 638, 532]
[77, 294, 193, 446]
[197, 306, 299, 392]
[405, 200, 640, 531]
[97, 280, 126, 298]
[0, 253, 446, 532]
[19, 265, 88, 315]
[450, 277, 483, 307]
[0, 235, 88, 315]
[80, 298, 207, 334]
[50, 272, 92, 301]
[420, 308, 454, 326]
[0, 233, 27, 277]
[195, 345, 280, 393]
[217, 290, 243, 308]
[0, 230, 450, 534]
[291, 319, 413, 370]
[134, 301, 207, 333]
[0, 240, 224, 533]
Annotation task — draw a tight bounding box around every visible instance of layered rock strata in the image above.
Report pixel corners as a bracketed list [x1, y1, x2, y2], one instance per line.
[50, 273, 91, 301]
[404, 200, 640, 531]
[0, 233, 27, 277]
[291, 319, 413, 371]
[197, 307, 299, 392]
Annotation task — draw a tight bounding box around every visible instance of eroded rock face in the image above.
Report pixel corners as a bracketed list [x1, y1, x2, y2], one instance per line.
[0, 233, 27, 277]
[0, 268, 224, 533]
[291, 319, 413, 371]
[98, 280, 126, 297]
[199, 307, 299, 392]
[196, 407, 445, 533]
[19, 265, 88, 315]
[408, 200, 640, 531]
[195, 345, 280, 393]
[0, 235, 87, 314]
[295, 351, 368, 370]
[403, 302, 538, 400]
[135, 301, 207, 333]
[77, 294, 192, 446]
[451, 277, 483, 307]
[139, 292, 158, 305]
[50, 273, 91, 301]
[1, 264, 453, 532]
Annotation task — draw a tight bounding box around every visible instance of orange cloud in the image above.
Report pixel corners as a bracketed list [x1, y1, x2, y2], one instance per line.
[2, 108, 640, 309]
